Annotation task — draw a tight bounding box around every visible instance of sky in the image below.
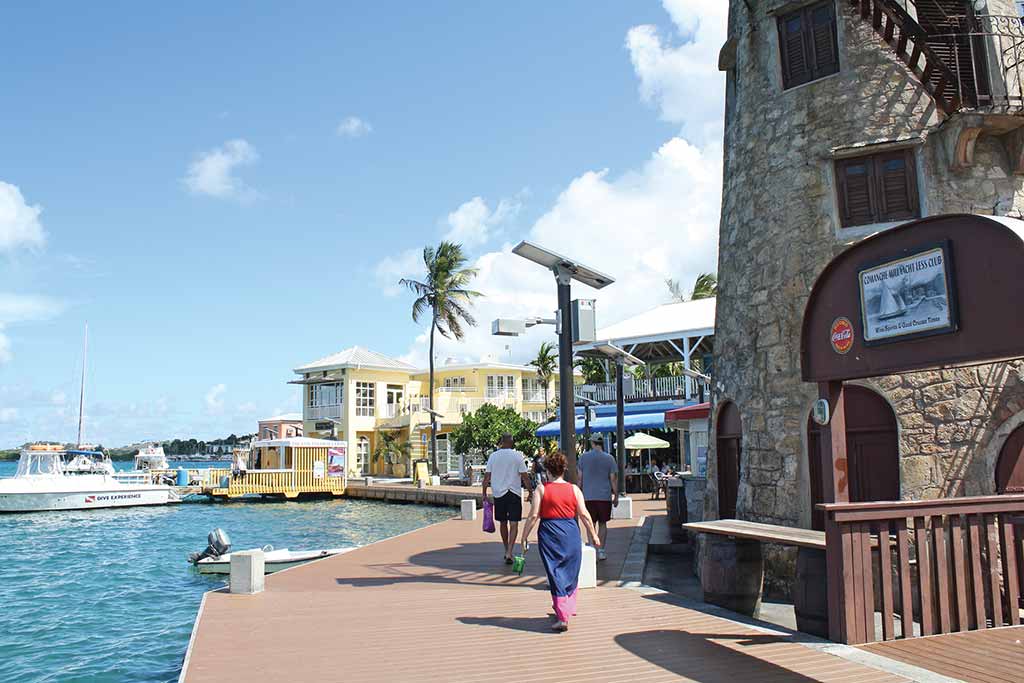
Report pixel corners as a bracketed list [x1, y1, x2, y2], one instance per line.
[0, 1, 727, 448]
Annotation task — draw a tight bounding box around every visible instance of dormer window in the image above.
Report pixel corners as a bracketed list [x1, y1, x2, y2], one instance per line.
[778, 1, 839, 90]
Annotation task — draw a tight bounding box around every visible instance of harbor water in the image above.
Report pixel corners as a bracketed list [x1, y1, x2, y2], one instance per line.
[0, 461, 453, 682]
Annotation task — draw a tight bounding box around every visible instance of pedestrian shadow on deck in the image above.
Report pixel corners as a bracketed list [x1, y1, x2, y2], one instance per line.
[333, 526, 637, 589]
[615, 630, 824, 682]
[456, 616, 555, 633]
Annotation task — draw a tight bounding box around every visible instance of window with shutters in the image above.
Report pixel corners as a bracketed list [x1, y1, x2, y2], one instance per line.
[835, 149, 920, 228]
[777, 1, 839, 90]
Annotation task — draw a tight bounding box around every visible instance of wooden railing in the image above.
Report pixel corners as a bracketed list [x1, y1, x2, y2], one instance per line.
[821, 495, 1024, 644]
[202, 467, 346, 498]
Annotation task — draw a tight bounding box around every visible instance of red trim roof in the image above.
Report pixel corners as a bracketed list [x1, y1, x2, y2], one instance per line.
[665, 402, 710, 422]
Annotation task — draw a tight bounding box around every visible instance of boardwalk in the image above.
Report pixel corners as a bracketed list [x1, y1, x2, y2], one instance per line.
[180, 493, 913, 682]
[861, 627, 1024, 683]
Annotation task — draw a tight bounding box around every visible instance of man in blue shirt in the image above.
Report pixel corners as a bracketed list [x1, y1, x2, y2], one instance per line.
[577, 435, 618, 561]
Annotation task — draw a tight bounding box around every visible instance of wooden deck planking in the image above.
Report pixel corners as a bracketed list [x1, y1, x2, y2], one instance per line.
[183, 495, 906, 683]
[861, 626, 1024, 683]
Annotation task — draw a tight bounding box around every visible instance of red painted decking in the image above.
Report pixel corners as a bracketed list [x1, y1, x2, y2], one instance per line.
[861, 627, 1024, 683]
[180, 493, 910, 682]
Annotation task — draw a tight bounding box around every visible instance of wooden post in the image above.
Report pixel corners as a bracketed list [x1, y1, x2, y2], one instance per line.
[819, 380, 852, 643]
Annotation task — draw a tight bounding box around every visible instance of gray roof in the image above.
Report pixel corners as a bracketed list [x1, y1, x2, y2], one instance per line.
[294, 346, 416, 373]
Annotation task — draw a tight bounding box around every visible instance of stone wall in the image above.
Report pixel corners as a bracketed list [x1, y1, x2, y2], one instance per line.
[712, 0, 1024, 595]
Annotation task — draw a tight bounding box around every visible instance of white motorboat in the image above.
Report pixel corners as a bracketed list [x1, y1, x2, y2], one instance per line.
[0, 445, 176, 513]
[132, 444, 170, 471]
[193, 547, 354, 574]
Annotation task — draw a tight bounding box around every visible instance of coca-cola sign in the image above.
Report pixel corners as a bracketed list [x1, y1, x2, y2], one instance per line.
[830, 317, 854, 355]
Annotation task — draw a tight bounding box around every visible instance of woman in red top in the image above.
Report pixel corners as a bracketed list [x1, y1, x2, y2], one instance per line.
[520, 451, 600, 632]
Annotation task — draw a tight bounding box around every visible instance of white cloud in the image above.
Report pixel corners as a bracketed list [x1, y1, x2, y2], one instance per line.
[375, 248, 425, 297]
[205, 384, 226, 414]
[0, 294, 64, 365]
[0, 407, 17, 423]
[626, 0, 728, 140]
[51, 391, 66, 406]
[443, 196, 521, 249]
[183, 139, 259, 199]
[336, 116, 372, 138]
[389, 3, 726, 369]
[0, 181, 45, 252]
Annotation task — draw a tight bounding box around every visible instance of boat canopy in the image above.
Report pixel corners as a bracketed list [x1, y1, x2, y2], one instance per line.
[16, 450, 65, 477]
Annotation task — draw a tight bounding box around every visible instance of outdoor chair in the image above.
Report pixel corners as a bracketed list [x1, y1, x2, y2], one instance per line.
[651, 471, 668, 500]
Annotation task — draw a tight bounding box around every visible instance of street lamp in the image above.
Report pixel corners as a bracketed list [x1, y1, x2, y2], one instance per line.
[507, 241, 615, 481]
[585, 342, 644, 494]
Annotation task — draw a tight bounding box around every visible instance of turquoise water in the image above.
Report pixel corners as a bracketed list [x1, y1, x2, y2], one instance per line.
[0, 461, 452, 682]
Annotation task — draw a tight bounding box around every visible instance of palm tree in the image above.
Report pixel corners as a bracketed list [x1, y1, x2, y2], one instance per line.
[400, 241, 481, 475]
[665, 272, 717, 302]
[373, 430, 412, 477]
[691, 272, 718, 300]
[529, 341, 558, 416]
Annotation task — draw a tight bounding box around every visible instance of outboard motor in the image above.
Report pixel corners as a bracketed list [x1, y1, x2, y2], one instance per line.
[188, 528, 232, 565]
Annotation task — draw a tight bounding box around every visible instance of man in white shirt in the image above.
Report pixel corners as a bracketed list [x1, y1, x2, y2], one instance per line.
[482, 433, 531, 564]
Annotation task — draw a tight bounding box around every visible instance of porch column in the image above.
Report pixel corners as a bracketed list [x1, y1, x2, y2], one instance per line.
[818, 380, 851, 644]
[683, 337, 692, 400]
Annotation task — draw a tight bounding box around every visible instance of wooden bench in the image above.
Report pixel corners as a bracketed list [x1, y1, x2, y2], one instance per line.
[683, 519, 829, 636]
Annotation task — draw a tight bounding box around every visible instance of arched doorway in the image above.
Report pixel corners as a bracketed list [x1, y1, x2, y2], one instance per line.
[996, 424, 1024, 494]
[807, 385, 899, 530]
[716, 401, 742, 519]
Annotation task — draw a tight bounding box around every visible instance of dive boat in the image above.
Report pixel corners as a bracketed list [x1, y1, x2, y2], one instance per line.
[0, 445, 176, 513]
[132, 444, 170, 471]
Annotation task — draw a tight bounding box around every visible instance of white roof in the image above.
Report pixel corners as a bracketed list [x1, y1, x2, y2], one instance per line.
[251, 437, 346, 448]
[585, 298, 716, 347]
[294, 346, 416, 373]
[259, 413, 303, 423]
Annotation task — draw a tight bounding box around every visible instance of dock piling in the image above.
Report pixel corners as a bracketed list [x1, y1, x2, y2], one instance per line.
[230, 550, 265, 595]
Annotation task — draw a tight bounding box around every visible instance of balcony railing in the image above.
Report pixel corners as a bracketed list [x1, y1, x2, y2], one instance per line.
[928, 14, 1024, 112]
[522, 391, 547, 404]
[305, 404, 342, 420]
[576, 375, 706, 404]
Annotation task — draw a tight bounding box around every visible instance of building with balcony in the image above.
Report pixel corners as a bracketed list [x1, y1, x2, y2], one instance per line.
[257, 413, 303, 441]
[712, 0, 1024, 592]
[289, 346, 569, 477]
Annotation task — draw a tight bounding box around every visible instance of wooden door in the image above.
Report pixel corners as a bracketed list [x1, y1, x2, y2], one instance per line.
[808, 386, 899, 530]
[716, 401, 742, 520]
[996, 424, 1024, 494]
[717, 437, 740, 519]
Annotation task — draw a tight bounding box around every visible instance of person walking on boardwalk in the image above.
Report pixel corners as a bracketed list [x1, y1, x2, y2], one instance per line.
[520, 451, 601, 632]
[482, 433, 531, 564]
[577, 434, 618, 561]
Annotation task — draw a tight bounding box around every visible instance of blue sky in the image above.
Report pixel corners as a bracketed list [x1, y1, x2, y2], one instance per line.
[0, 1, 726, 447]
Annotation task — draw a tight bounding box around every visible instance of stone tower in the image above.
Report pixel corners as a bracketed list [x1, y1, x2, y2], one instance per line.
[711, 0, 1024, 593]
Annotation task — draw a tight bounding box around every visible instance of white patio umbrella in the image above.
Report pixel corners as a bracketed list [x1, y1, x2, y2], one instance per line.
[624, 432, 670, 474]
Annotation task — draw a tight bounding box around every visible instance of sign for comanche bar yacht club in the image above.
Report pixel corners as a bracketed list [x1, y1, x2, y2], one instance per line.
[858, 243, 958, 345]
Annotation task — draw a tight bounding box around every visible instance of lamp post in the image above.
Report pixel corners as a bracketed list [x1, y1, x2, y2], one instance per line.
[496, 242, 615, 482]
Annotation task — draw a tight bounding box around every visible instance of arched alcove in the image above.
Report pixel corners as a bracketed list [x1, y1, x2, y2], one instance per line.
[716, 401, 742, 519]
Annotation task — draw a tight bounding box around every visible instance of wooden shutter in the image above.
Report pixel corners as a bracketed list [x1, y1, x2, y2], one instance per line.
[874, 150, 919, 221]
[836, 158, 877, 227]
[809, 2, 839, 80]
[779, 12, 811, 88]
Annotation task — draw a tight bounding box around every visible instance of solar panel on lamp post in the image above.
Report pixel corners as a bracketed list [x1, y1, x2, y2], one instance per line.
[510, 241, 615, 482]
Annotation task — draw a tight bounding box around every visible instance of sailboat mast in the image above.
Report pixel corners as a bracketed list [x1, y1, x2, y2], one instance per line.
[77, 323, 88, 447]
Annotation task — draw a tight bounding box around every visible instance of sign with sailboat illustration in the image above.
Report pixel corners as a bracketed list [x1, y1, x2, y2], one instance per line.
[858, 243, 957, 344]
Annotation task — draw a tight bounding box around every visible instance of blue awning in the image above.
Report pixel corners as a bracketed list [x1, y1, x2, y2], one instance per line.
[536, 411, 666, 437]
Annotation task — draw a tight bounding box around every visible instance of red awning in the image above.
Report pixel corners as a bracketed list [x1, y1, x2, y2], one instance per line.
[665, 402, 710, 423]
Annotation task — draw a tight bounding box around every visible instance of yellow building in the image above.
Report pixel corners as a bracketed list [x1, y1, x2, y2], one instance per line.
[290, 346, 567, 477]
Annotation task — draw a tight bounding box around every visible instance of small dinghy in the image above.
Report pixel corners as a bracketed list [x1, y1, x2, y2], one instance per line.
[187, 529, 353, 574]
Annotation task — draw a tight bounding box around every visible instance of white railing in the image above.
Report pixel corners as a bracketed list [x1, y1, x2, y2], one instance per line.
[305, 404, 342, 420]
[437, 385, 476, 393]
[577, 375, 706, 404]
[522, 391, 547, 403]
[383, 404, 398, 418]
